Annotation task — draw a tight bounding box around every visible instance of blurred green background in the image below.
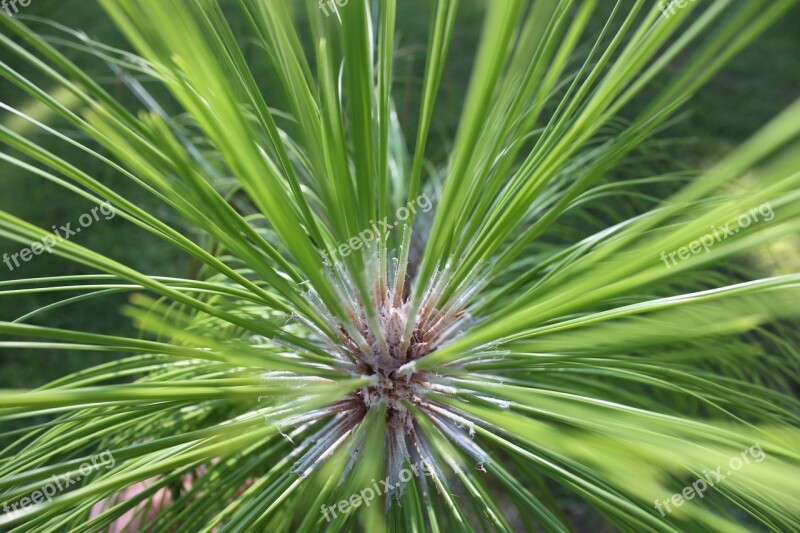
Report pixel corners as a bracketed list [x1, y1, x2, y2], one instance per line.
[1, 0, 799, 388]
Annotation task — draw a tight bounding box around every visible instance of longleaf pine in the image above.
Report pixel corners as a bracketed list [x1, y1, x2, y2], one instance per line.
[1, 1, 799, 531]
